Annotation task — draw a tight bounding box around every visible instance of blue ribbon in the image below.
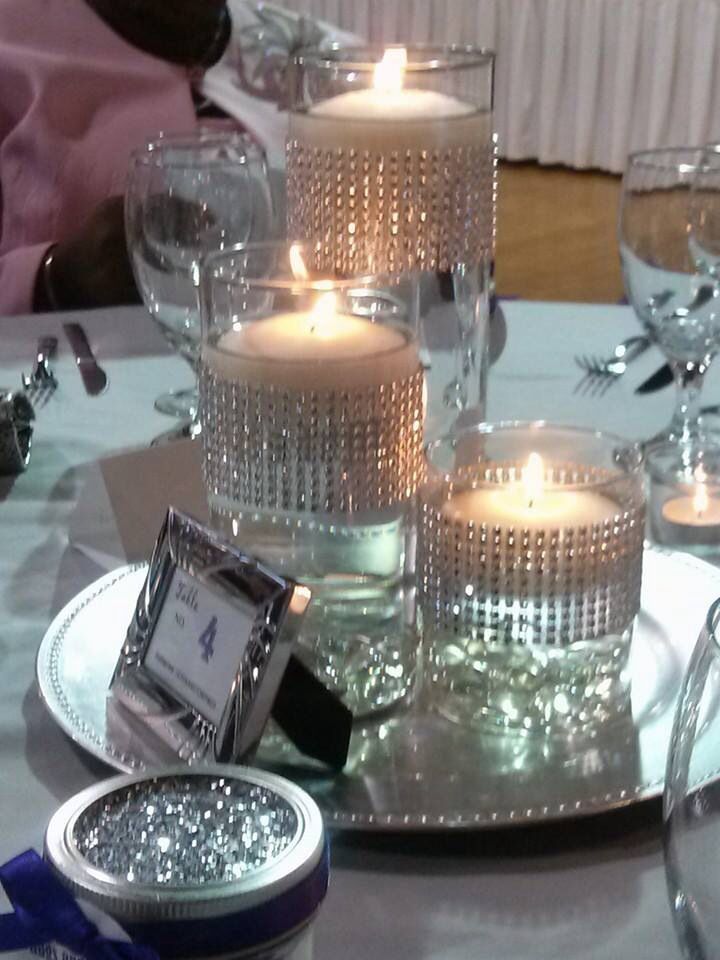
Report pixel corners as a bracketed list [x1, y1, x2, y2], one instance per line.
[123, 839, 330, 958]
[0, 850, 158, 960]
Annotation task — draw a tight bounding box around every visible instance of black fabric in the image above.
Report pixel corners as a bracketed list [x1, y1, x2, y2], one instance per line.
[271, 655, 353, 770]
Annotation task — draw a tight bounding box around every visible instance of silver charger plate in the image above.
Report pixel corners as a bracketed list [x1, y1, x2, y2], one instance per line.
[37, 547, 720, 831]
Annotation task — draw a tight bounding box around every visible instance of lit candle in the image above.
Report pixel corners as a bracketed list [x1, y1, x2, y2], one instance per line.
[441, 452, 618, 530]
[419, 427, 645, 664]
[289, 47, 490, 152]
[203, 289, 420, 391]
[287, 46, 493, 280]
[661, 471, 720, 528]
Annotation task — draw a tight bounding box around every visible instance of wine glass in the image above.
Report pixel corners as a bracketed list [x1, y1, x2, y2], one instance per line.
[689, 145, 720, 319]
[664, 597, 720, 960]
[619, 147, 720, 451]
[125, 132, 274, 420]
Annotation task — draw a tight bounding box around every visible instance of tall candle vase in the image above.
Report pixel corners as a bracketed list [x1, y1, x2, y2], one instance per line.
[419, 422, 645, 736]
[286, 45, 495, 441]
[199, 243, 425, 717]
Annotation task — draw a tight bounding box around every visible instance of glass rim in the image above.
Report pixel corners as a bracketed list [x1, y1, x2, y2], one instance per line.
[129, 132, 264, 169]
[294, 43, 495, 73]
[644, 442, 720, 485]
[201, 241, 384, 293]
[625, 145, 706, 172]
[425, 419, 644, 490]
[707, 597, 720, 648]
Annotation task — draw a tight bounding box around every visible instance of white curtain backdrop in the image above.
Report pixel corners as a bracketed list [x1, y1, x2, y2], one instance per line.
[281, 0, 720, 172]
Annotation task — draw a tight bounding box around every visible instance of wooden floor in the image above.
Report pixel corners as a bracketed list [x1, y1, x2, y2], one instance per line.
[495, 162, 624, 304]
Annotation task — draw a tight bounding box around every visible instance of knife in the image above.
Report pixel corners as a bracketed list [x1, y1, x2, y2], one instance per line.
[62, 323, 108, 396]
[635, 362, 673, 395]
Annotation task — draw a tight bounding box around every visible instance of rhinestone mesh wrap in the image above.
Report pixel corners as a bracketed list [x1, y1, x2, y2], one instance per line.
[73, 775, 299, 886]
[286, 142, 496, 275]
[419, 463, 645, 646]
[200, 365, 425, 514]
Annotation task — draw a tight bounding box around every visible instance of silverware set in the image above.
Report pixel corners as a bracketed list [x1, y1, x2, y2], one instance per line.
[576, 288, 717, 397]
[21, 336, 58, 406]
[19, 323, 108, 406]
[574, 333, 720, 416]
[62, 322, 108, 396]
[574, 335, 652, 395]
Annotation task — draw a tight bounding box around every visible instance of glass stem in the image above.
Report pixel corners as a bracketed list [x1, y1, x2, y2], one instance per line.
[669, 360, 708, 444]
[410, 272, 431, 372]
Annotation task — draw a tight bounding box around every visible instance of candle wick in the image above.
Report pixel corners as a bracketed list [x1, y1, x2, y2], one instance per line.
[527, 498, 534, 510]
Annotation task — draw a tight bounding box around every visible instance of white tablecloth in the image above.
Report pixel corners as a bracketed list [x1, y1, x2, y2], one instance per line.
[282, 0, 720, 172]
[0, 301, 717, 959]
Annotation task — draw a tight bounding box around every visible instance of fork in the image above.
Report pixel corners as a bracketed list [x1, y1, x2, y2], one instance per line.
[21, 336, 58, 406]
[574, 335, 651, 396]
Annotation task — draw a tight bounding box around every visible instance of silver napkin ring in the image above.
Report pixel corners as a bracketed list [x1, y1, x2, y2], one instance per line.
[0, 390, 34, 475]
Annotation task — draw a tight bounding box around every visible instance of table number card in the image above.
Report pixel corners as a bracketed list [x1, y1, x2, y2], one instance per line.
[109, 507, 311, 766]
[144, 568, 256, 728]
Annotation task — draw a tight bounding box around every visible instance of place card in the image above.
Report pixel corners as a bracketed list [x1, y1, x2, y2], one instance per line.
[109, 507, 312, 766]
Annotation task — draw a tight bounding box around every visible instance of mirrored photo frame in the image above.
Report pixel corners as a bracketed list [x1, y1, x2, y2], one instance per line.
[109, 507, 311, 766]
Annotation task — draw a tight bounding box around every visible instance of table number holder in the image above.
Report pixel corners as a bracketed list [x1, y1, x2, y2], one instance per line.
[109, 507, 313, 767]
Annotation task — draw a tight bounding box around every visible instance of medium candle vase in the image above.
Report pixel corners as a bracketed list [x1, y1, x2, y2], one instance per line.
[418, 422, 645, 735]
[286, 45, 495, 441]
[199, 242, 425, 716]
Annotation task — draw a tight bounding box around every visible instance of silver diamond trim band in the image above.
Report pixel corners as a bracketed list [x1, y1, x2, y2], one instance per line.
[200, 365, 426, 514]
[287, 142, 496, 275]
[419, 463, 645, 646]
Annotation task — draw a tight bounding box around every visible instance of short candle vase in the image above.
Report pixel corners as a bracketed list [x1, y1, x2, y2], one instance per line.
[286, 44, 496, 441]
[418, 422, 646, 735]
[647, 442, 720, 558]
[199, 243, 425, 717]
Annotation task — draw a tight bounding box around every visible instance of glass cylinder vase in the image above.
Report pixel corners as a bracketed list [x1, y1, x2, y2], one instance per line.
[199, 242, 425, 716]
[418, 421, 646, 735]
[286, 44, 495, 441]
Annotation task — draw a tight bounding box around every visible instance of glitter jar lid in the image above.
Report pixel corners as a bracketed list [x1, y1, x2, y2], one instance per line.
[44, 766, 327, 956]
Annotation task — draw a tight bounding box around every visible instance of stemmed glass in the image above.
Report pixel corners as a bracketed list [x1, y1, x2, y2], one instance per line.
[664, 597, 720, 960]
[125, 132, 274, 420]
[619, 147, 720, 452]
[688, 145, 720, 355]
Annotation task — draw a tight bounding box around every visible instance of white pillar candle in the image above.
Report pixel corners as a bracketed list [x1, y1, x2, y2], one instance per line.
[289, 48, 490, 153]
[290, 88, 490, 152]
[203, 293, 421, 391]
[442, 486, 618, 531]
[441, 453, 618, 530]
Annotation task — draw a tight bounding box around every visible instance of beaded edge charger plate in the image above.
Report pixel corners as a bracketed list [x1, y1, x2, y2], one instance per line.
[36, 547, 720, 831]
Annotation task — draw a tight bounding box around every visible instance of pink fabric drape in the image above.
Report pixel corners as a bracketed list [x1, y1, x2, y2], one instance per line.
[0, 0, 198, 316]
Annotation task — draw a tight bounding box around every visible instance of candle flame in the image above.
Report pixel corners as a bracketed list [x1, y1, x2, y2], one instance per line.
[308, 291, 338, 337]
[374, 47, 407, 95]
[522, 452, 544, 509]
[289, 244, 309, 280]
[693, 464, 709, 518]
